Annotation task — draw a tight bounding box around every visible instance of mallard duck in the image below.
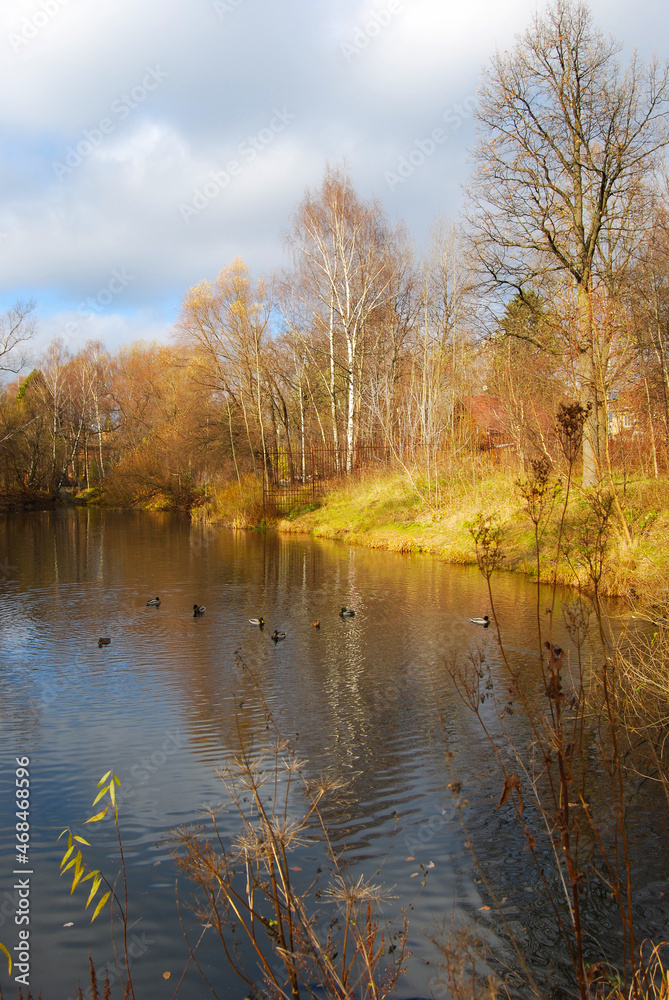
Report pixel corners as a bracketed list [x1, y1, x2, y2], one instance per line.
[249, 617, 265, 627]
[146, 597, 161, 607]
[98, 637, 111, 647]
[339, 607, 355, 617]
[193, 604, 206, 617]
[271, 630, 286, 641]
[470, 615, 490, 626]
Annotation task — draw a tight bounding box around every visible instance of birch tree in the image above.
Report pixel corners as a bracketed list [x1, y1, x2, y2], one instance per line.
[286, 167, 400, 470]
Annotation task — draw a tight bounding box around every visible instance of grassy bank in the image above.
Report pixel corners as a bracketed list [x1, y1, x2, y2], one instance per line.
[272, 468, 669, 599]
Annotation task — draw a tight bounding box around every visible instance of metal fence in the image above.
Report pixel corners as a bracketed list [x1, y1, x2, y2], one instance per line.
[263, 444, 391, 512]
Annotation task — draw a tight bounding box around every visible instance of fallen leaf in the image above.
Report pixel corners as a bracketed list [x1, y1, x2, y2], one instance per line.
[290, 866, 302, 871]
[163, 972, 171, 980]
[410, 872, 420, 878]
[425, 861, 435, 869]
[479, 905, 491, 911]
[405, 857, 415, 861]
[63, 922, 74, 928]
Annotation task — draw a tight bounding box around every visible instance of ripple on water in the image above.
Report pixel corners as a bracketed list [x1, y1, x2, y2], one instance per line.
[1, 512, 668, 1000]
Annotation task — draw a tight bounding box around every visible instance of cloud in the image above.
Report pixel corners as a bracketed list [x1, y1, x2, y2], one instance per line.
[32, 305, 175, 359]
[0, 0, 667, 351]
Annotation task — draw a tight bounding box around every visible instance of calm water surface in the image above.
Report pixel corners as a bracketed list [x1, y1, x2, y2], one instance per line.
[0, 510, 667, 999]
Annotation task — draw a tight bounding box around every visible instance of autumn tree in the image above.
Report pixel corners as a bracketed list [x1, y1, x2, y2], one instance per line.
[486, 293, 565, 462]
[627, 197, 669, 469]
[177, 258, 273, 482]
[285, 167, 405, 470]
[467, 0, 669, 485]
[106, 341, 218, 508]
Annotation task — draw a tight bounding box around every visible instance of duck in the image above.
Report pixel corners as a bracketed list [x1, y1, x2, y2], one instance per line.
[271, 630, 286, 642]
[193, 604, 206, 617]
[339, 607, 355, 617]
[98, 637, 111, 647]
[249, 617, 265, 627]
[470, 615, 490, 626]
[146, 597, 161, 607]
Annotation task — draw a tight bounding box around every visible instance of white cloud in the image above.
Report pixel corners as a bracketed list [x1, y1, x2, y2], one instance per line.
[0, 0, 667, 351]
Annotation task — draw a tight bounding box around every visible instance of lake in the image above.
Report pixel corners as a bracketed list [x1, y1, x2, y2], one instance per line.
[0, 509, 667, 999]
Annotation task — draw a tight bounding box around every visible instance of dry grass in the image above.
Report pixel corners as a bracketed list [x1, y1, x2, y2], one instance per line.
[604, 942, 669, 1000]
[191, 475, 264, 528]
[278, 468, 669, 598]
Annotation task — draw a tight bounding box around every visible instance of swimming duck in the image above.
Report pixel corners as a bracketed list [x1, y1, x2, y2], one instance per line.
[193, 604, 206, 617]
[146, 597, 161, 607]
[470, 615, 490, 626]
[339, 607, 355, 617]
[98, 637, 111, 647]
[249, 617, 265, 627]
[271, 630, 286, 641]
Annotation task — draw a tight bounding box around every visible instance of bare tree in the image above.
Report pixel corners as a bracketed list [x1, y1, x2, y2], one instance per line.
[467, 0, 669, 485]
[0, 299, 36, 374]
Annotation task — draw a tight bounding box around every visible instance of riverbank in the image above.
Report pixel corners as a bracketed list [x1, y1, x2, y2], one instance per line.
[12, 468, 665, 600]
[272, 470, 669, 600]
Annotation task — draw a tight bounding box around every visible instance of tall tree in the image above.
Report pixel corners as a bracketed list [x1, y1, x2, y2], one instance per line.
[177, 258, 273, 478]
[467, 0, 669, 485]
[285, 167, 401, 469]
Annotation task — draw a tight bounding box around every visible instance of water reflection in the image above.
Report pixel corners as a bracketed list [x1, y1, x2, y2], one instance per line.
[0, 509, 667, 1000]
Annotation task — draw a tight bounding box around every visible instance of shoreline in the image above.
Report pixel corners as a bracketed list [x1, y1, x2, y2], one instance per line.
[269, 471, 668, 600]
[5, 470, 667, 600]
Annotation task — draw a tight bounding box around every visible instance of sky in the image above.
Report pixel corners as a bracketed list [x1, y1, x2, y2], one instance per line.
[0, 0, 667, 362]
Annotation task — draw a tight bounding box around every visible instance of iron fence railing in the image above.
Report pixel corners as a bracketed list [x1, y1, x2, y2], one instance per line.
[263, 445, 391, 512]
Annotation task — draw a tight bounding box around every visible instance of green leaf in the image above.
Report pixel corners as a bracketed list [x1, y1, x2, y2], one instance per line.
[113, 775, 121, 787]
[0, 941, 11, 975]
[98, 770, 112, 786]
[73, 836, 91, 846]
[57, 829, 70, 842]
[85, 876, 102, 909]
[85, 806, 109, 824]
[91, 891, 111, 922]
[108, 781, 116, 808]
[81, 869, 99, 883]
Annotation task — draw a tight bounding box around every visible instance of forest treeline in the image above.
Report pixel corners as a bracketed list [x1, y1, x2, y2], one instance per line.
[2, 1, 669, 512]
